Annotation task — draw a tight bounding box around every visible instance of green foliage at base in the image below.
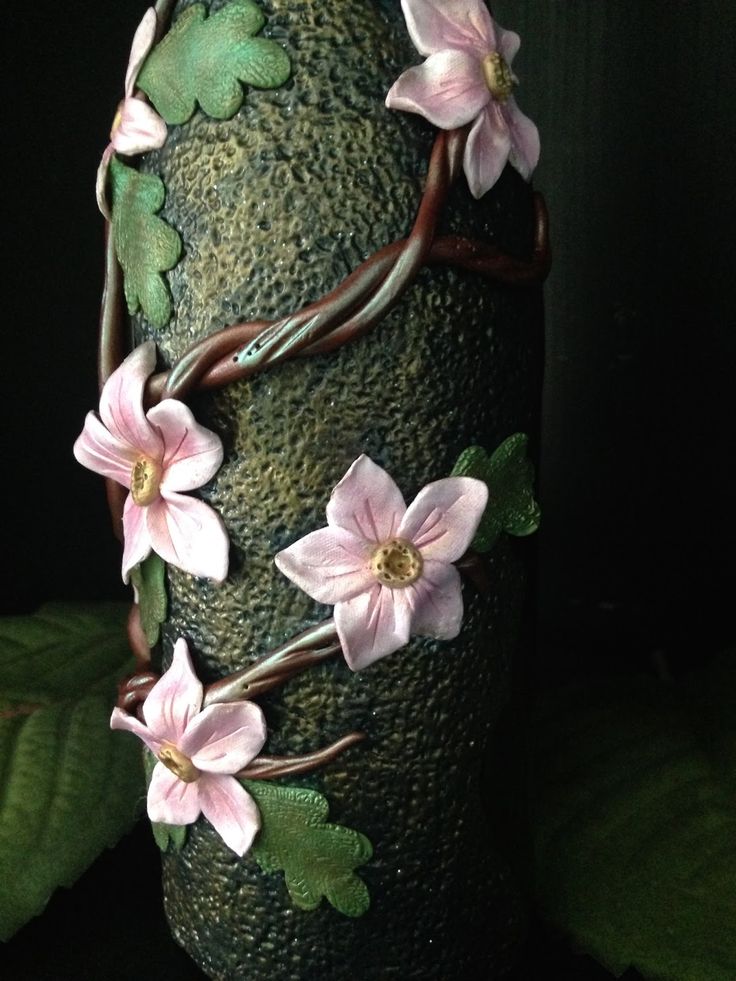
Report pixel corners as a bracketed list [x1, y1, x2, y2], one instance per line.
[245, 780, 372, 917]
[532, 653, 736, 981]
[452, 434, 540, 551]
[109, 156, 181, 328]
[130, 553, 168, 648]
[0, 604, 144, 940]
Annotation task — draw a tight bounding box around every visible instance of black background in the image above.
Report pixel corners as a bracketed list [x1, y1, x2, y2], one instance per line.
[2, 1, 735, 978]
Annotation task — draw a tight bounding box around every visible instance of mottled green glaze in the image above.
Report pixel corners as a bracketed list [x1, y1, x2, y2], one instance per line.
[133, 1, 543, 977]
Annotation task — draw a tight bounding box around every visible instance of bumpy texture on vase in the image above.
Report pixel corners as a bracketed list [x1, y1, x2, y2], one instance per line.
[134, 1, 543, 977]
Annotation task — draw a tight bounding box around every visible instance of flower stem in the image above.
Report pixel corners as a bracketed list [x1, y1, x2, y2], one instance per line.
[203, 620, 340, 707]
[239, 732, 366, 780]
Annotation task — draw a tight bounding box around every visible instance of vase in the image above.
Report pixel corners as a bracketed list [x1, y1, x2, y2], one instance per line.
[127, 1, 545, 977]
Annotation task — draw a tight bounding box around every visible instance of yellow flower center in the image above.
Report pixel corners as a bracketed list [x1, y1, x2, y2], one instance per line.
[158, 743, 201, 784]
[130, 455, 162, 506]
[370, 538, 423, 588]
[482, 52, 514, 102]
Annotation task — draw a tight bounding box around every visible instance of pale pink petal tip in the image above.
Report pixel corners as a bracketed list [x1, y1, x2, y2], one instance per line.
[95, 145, 114, 219]
[112, 98, 167, 156]
[142, 638, 204, 742]
[125, 7, 159, 97]
[199, 775, 262, 856]
[327, 454, 406, 544]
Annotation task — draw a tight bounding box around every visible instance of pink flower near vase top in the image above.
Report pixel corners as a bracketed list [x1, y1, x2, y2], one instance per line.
[111, 638, 267, 856]
[274, 455, 488, 671]
[95, 7, 167, 218]
[386, 0, 540, 199]
[73, 342, 230, 583]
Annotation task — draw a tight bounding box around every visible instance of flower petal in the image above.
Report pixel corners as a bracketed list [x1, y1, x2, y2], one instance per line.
[463, 104, 511, 198]
[147, 399, 224, 492]
[73, 410, 137, 485]
[497, 24, 521, 64]
[182, 701, 268, 774]
[504, 97, 540, 181]
[96, 144, 114, 220]
[327, 455, 406, 544]
[111, 98, 167, 156]
[275, 526, 373, 605]
[122, 493, 152, 583]
[400, 0, 495, 59]
[124, 7, 158, 97]
[142, 637, 204, 743]
[409, 560, 464, 640]
[385, 51, 489, 130]
[335, 584, 412, 672]
[110, 706, 162, 755]
[147, 763, 203, 826]
[99, 342, 162, 458]
[197, 774, 261, 856]
[147, 492, 229, 582]
[398, 476, 488, 563]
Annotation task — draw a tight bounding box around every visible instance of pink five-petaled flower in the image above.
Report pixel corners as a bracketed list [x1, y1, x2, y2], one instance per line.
[95, 7, 167, 219]
[274, 455, 488, 671]
[385, 0, 540, 199]
[73, 341, 229, 583]
[111, 639, 267, 856]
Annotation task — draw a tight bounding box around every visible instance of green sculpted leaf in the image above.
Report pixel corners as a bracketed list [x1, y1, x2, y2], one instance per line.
[0, 604, 144, 940]
[532, 653, 736, 981]
[129, 553, 168, 648]
[138, 0, 291, 125]
[244, 781, 372, 917]
[109, 155, 181, 328]
[143, 750, 187, 852]
[452, 433, 540, 551]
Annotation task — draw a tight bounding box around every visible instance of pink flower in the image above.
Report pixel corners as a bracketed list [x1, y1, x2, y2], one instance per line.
[73, 342, 229, 583]
[385, 0, 540, 198]
[96, 8, 167, 218]
[111, 639, 267, 855]
[274, 455, 488, 671]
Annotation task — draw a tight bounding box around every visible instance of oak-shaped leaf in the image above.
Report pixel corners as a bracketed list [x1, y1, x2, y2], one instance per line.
[0, 603, 144, 940]
[130, 553, 168, 648]
[137, 0, 291, 125]
[451, 433, 540, 551]
[244, 780, 372, 917]
[109, 155, 181, 328]
[532, 652, 736, 981]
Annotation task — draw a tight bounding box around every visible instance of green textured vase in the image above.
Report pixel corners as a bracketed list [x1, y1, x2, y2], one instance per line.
[131, 1, 544, 977]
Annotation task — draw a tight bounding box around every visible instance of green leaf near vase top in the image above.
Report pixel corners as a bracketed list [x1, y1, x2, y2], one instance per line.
[129, 553, 168, 648]
[137, 0, 292, 125]
[0, 603, 145, 940]
[452, 433, 540, 552]
[109, 156, 181, 328]
[532, 651, 736, 981]
[245, 781, 373, 917]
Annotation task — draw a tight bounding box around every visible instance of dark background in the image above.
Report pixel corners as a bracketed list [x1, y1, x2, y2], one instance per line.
[2, 1, 735, 978]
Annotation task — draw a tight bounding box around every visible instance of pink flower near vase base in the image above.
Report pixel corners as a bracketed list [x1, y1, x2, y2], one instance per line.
[96, 7, 167, 218]
[386, 0, 540, 198]
[275, 455, 488, 671]
[111, 639, 267, 856]
[73, 342, 229, 583]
